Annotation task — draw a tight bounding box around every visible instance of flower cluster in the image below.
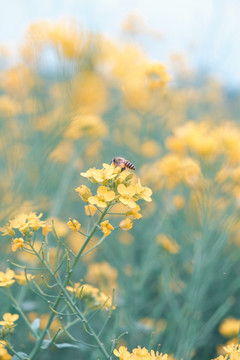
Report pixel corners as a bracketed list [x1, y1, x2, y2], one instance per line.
[0, 313, 19, 329]
[113, 346, 168, 360]
[0, 212, 52, 239]
[213, 343, 240, 360]
[66, 283, 114, 311]
[0, 269, 34, 287]
[76, 163, 152, 234]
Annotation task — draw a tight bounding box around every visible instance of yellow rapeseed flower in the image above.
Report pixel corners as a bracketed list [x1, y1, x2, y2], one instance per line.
[0, 269, 15, 287]
[135, 179, 152, 202]
[15, 272, 34, 285]
[100, 220, 114, 237]
[0, 225, 15, 237]
[219, 317, 240, 338]
[126, 204, 142, 219]
[120, 218, 133, 230]
[81, 164, 119, 184]
[0, 340, 11, 360]
[156, 234, 180, 254]
[67, 219, 81, 232]
[88, 186, 115, 208]
[42, 223, 52, 237]
[117, 184, 137, 208]
[85, 204, 97, 216]
[67, 283, 114, 310]
[12, 237, 24, 252]
[75, 185, 92, 202]
[113, 346, 131, 359]
[0, 313, 19, 328]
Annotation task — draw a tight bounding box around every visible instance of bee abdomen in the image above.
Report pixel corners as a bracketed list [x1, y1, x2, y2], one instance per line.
[125, 161, 136, 170]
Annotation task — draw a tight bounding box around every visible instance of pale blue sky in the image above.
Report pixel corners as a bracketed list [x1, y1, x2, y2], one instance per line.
[1, 0, 240, 87]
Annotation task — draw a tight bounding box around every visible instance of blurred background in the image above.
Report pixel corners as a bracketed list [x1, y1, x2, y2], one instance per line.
[2, 0, 240, 87]
[1, 1, 240, 360]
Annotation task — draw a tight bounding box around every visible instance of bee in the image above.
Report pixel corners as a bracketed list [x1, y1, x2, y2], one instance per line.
[111, 156, 136, 172]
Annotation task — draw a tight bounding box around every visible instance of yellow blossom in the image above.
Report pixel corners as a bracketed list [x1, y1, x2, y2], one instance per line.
[135, 179, 152, 202]
[81, 164, 119, 184]
[100, 220, 114, 237]
[0, 340, 11, 360]
[219, 317, 240, 338]
[0, 313, 19, 328]
[67, 219, 81, 232]
[117, 184, 137, 208]
[85, 204, 97, 216]
[132, 346, 151, 358]
[15, 272, 34, 285]
[156, 234, 180, 254]
[12, 237, 24, 252]
[88, 186, 115, 208]
[0, 225, 15, 237]
[67, 283, 114, 310]
[150, 350, 168, 360]
[141, 139, 160, 158]
[120, 218, 133, 230]
[0, 269, 15, 287]
[75, 185, 92, 202]
[126, 204, 142, 219]
[42, 223, 52, 237]
[113, 346, 131, 359]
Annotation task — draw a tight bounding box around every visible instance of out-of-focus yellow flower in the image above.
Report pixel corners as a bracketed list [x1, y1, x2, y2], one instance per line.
[120, 218, 133, 230]
[0, 340, 11, 360]
[117, 184, 137, 208]
[42, 223, 52, 237]
[135, 179, 152, 202]
[141, 139, 161, 158]
[89, 186, 115, 208]
[0, 269, 15, 287]
[0, 95, 20, 117]
[1, 64, 36, 97]
[100, 220, 114, 237]
[65, 114, 108, 140]
[173, 195, 185, 209]
[67, 283, 114, 310]
[12, 237, 24, 252]
[219, 317, 240, 338]
[147, 62, 171, 90]
[85, 262, 118, 294]
[156, 234, 180, 254]
[49, 141, 74, 164]
[15, 272, 34, 285]
[67, 219, 81, 232]
[75, 185, 92, 203]
[85, 204, 97, 216]
[51, 218, 69, 237]
[126, 204, 142, 219]
[0, 313, 19, 328]
[118, 232, 134, 245]
[0, 224, 15, 237]
[4, 212, 47, 236]
[28, 312, 62, 340]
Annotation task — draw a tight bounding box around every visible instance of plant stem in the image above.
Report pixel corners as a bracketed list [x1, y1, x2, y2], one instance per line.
[28, 204, 111, 359]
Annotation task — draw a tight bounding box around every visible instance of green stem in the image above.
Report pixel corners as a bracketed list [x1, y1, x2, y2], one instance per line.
[7, 289, 38, 339]
[28, 203, 111, 359]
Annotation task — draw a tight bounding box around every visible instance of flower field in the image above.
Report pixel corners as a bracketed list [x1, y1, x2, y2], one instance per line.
[0, 20, 240, 360]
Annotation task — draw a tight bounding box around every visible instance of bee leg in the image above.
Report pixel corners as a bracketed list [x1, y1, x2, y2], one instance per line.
[121, 167, 125, 172]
